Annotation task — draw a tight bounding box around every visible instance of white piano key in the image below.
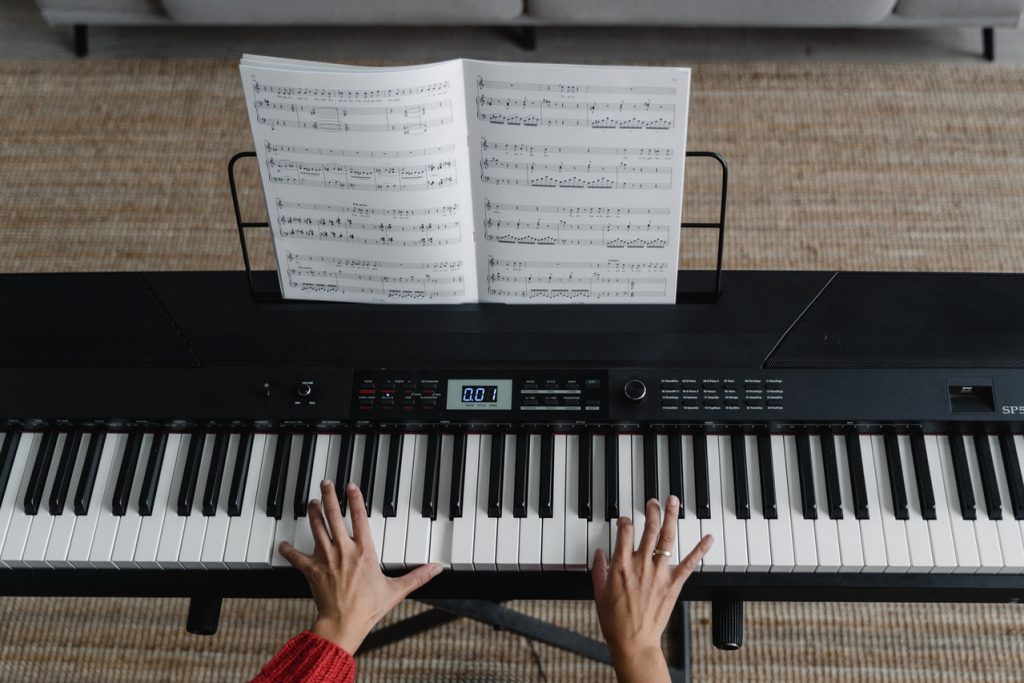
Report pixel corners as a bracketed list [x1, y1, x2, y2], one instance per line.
[989, 435, 1024, 573]
[197, 434, 241, 568]
[496, 435, 520, 571]
[404, 435, 433, 568]
[830, 434, 864, 573]
[677, 434, 703, 570]
[587, 434, 609, 570]
[656, 433, 679, 566]
[934, 435, 980, 573]
[180, 434, 216, 569]
[962, 435, 1005, 572]
[541, 434, 566, 570]
[451, 434, 480, 571]
[244, 435, 280, 568]
[110, 433, 155, 568]
[610, 434, 633, 555]
[471, 434, 497, 571]
[366, 433, 391, 562]
[67, 434, 119, 568]
[342, 434, 365, 538]
[870, 435, 911, 573]
[855, 435, 888, 573]
[134, 434, 184, 568]
[44, 432, 93, 567]
[0, 433, 37, 569]
[519, 434, 543, 571]
[223, 434, 268, 568]
[783, 434, 817, 572]
[896, 435, 934, 573]
[808, 434, 841, 573]
[286, 433, 331, 563]
[428, 434, 455, 568]
[154, 434, 196, 569]
[87, 433, 129, 568]
[630, 434, 645, 552]
[21, 433, 68, 568]
[382, 434, 416, 570]
[719, 434, 748, 572]
[744, 434, 771, 572]
[766, 435, 795, 572]
[920, 435, 957, 573]
[564, 434, 588, 570]
[701, 434, 727, 572]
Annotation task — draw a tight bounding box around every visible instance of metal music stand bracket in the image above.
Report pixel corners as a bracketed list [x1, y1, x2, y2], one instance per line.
[228, 150, 728, 305]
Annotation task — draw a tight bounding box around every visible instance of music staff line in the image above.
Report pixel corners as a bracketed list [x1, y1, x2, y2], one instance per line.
[287, 252, 467, 299]
[278, 213, 463, 248]
[483, 217, 670, 249]
[480, 139, 672, 159]
[477, 77, 676, 96]
[265, 141, 457, 159]
[252, 78, 451, 101]
[483, 200, 670, 217]
[268, 156, 456, 192]
[480, 156, 671, 191]
[487, 257, 668, 272]
[276, 198, 461, 218]
[287, 253, 464, 271]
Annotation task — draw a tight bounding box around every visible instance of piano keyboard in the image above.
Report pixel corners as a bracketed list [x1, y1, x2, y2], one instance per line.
[3, 426, 1024, 575]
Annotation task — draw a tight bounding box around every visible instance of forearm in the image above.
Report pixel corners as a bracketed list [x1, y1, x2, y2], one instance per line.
[610, 645, 671, 683]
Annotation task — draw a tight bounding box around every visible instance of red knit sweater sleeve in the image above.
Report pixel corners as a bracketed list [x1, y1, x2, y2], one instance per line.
[250, 630, 357, 683]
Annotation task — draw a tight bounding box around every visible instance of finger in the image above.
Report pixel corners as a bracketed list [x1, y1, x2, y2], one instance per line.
[307, 498, 335, 558]
[654, 495, 680, 562]
[346, 483, 373, 550]
[391, 563, 444, 600]
[613, 516, 633, 562]
[670, 533, 714, 591]
[278, 541, 314, 574]
[319, 480, 350, 547]
[591, 548, 609, 598]
[637, 498, 662, 557]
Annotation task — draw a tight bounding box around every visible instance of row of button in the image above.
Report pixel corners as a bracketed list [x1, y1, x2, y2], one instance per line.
[660, 378, 784, 389]
[661, 396, 784, 411]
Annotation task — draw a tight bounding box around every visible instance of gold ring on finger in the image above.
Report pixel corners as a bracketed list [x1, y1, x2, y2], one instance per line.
[652, 548, 672, 558]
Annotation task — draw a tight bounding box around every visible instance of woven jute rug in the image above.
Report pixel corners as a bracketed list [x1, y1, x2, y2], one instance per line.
[1, 59, 1024, 682]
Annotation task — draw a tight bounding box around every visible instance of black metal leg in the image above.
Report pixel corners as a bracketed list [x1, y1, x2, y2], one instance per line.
[361, 607, 462, 653]
[518, 26, 537, 50]
[73, 24, 88, 57]
[983, 27, 994, 62]
[186, 596, 222, 635]
[666, 601, 692, 683]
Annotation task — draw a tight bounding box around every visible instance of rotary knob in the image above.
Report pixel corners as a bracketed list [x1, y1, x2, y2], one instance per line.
[623, 379, 647, 404]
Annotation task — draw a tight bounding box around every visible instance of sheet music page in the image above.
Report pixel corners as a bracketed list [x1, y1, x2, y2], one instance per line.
[463, 60, 690, 304]
[240, 56, 477, 303]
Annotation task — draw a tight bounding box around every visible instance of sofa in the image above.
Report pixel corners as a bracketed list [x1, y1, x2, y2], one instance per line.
[35, 0, 1024, 59]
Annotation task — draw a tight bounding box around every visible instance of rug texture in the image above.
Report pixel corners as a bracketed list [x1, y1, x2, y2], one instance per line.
[1, 58, 1024, 682]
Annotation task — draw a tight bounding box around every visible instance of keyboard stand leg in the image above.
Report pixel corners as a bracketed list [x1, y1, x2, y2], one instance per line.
[186, 596, 222, 636]
[667, 601, 693, 683]
[360, 607, 462, 653]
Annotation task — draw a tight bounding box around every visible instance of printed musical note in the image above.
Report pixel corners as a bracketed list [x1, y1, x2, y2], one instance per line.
[485, 256, 669, 300]
[286, 252, 467, 301]
[483, 201, 670, 248]
[268, 156, 457, 191]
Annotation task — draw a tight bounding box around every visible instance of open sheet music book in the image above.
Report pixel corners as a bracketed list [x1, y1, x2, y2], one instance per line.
[240, 55, 691, 304]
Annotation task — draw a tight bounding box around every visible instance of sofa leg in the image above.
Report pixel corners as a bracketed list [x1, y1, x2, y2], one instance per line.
[73, 24, 88, 57]
[982, 27, 994, 61]
[517, 26, 537, 50]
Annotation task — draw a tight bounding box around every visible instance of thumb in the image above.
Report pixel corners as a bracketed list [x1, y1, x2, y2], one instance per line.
[591, 548, 609, 599]
[392, 562, 444, 599]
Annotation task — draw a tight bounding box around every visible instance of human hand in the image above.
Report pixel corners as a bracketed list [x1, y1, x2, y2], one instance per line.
[278, 480, 443, 654]
[592, 496, 713, 683]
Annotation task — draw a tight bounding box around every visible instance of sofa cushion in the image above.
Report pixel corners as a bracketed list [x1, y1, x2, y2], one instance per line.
[895, 0, 1023, 20]
[161, 0, 523, 24]
[526, 0, 897, 26]
[34, 0, 166, 24]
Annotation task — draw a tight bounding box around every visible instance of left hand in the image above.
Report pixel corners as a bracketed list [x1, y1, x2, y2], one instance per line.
[278, 480, 443, 654]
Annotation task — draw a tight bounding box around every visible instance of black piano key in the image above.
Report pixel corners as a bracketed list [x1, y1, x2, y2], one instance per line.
[756, 431, 777, 520]
[819, 431, 843, 520]
[693, 430, 711, 519]
[333, 430, 354, 516]
[487, 431, 504, 518]
[359, 431, 380, 516]
[421, 432, 441, 519]
[999, 433, 1024, 520]
[73, 432, 105, 515]
[604, 432, 619, 520]
[910, 431, 936, 521]
[643, 430, 659, 504]
[578, 430, 593, 521]
[293, 433, 317, 519]
[0, 431, 22, 507]
[111, 431, 143, 517]
[203, 432, 231, 517]
[730, 431, 750, 520]
[449, 430, 467, 519]
[948, 433, 977, 521]
[382, 432, 404, 518]
[668, 430, 683, 511]
[180, 432, 208, 517]
[24, 431, 59, 515]
[138, 431, 168, 517]
[973, 432, 1002, 520]
[539, 431, 554, 519]
[48, 430, 82, 515]
[844, 430, 869, 520]
[795, 429, 817, 520]
[882, 432, 909, 521]
[513, 430, 530, 519]
[227, 431, 255, 517]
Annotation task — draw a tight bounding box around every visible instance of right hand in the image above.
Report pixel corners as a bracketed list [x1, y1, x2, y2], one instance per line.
[591, 495, 714, 682]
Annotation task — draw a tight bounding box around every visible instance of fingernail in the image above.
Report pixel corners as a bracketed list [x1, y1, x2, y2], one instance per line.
[429, 563, 443, 576]
[321, 479, 331, 489]
[347, 482, 358, 493]
[647, 498, 658, 506]
[309, 498, 320, 506]
[668, 495, 679, 508]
